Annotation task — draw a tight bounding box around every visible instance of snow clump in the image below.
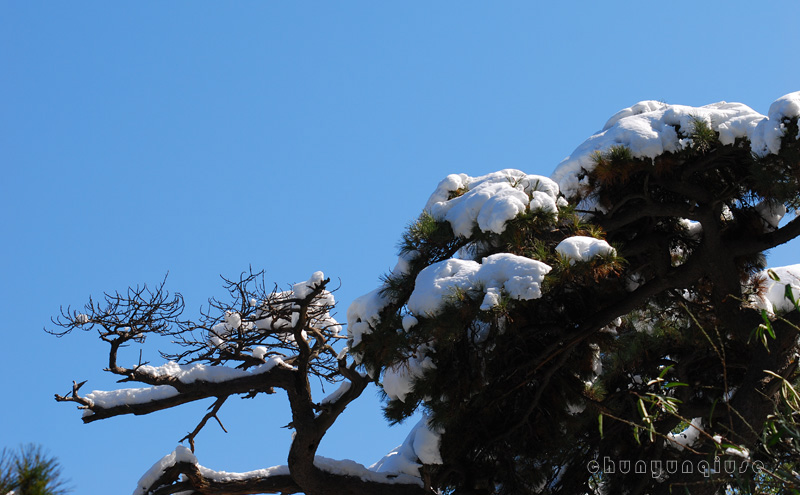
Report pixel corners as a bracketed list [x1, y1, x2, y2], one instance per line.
[425, 169, 561, 238]
[208, 271, 340, 350]
[753, 264, 800, 315]
[666, 417, 704, 452]
[370, 415, 443, 477]
[133, 446, 198, 495]
[551, 91, 800, 200]
[407, 253, 552, 317]
[555, 236, 616, 264]
[382, 347, 436, 402]
[347, 288, 393, 351]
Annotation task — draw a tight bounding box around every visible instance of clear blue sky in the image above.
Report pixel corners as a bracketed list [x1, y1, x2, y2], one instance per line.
[2, 2, 799, 492]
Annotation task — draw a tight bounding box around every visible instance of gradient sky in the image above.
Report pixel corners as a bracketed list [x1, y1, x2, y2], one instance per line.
[2, 2, 800, 492]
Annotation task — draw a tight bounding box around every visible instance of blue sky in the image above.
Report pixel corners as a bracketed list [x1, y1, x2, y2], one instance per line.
[2, 2, 799, 492]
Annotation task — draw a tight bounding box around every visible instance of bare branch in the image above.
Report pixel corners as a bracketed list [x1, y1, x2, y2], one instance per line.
[180, 396, 229, 452]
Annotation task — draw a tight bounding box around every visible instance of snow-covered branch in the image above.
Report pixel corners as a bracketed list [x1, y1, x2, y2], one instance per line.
[54, 357, 295, 423]
[53, 271, 442, 495]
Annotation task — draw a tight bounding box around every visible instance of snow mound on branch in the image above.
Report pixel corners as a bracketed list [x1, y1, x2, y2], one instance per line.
[383, 346, 436, 402]
[133, 446, 199, 495]
[347, 252, 420, 359]
[370, 415, 443, 478]
[407, 253, 552, 317]
[347, 172, 557, 357]
[380, 253, 550, 402]
[314, 457, 423, 486]
[425, 169, 561, 238]
[666, 417, 704, 452]
[552, 91, 800, 199]
[555, 236, 616, 264]
[293, 270, 326, 299]
[751, 91, 800, 156]
[83, 357, 288, 417]
[206, 271, 341, 349]
[134, 445, 424, 494]
[755, 200, 787, 231]
[259, 270, 337, 332]
[347, 287, 393, 353]
[753, 264, 800, 315]
[87, 386, 179, 413]
[136, 356, 287, 384]
[320, 381, 352, 406]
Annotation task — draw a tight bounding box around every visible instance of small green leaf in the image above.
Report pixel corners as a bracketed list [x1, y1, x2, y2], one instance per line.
[638, 398, 649, 419]
[598, 413, 604, 439]
[785, 283, 797, 305]
[664, 382, 688, 388]
[760, 310, 776, 339]
[767, 433, 781, 447]
[768, 269, 781, 281]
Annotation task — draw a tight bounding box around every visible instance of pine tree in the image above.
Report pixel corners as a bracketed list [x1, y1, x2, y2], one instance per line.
[349, 94, 800, 494]
[0, 445, 69, 495]
[53, 92, 800, 495]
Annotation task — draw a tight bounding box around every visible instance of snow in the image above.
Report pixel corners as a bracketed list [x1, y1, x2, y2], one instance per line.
[551, 92, 800, 200]
[408, 253, 552, 317]
[529, 190, 558, 216]
[136, 356, 287, 384]
[410, 416, 444, 465]
[347, 287, 393, 352]
[198, 464, 290, 482]
[252, 346, 268, 360]
[293, 270, 325, 299]
[479, 253, 552, 301]
[767, 91, 800, 123]
[346, 253, 424, 353]
[408, 259, 478, 316]
[238, 271, 341, 345]
[223, 310, 241, 330]
[85, 385, 179, 413]
[342, 92, 800, 485]
[566, 401, 586, 415]
[711, 435, 750, 459]
[348, 172, 557, 355]
[755, 200, 787, 231]
[314, 456, 423, 486]
[401, 315, 418, 331]
[133, 445, 292, 494]
[209, 315, 254, 349]
[132, 445, 427, 493]
[751, 91, 800, 156]
[370, 415, 443, 478]
[424, 170, 561, 238]
[555, 236, 616, 264]
[383, 348, 436, 402]
[133, 446, 197, 495]
[82, 357, 288, 416]
[753, 264, 800, 315]
[679, 218, 703, 240]
[320, 381, 352, 406]
[666, 417, 704, 452]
